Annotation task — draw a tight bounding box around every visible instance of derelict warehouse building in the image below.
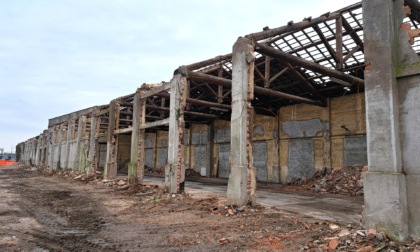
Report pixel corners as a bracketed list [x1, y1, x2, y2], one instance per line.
[17, 0, 420, 241]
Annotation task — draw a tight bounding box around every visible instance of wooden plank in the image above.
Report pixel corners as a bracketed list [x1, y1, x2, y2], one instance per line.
[140, 118, 170, 129]
[114, 127, 133, 134]
[96, 108, 110, 116]
[217, 68, 223, 103]
[185, 53, 232, 70]
[254, 65, 265, 81]
[341, 17, 364, 52]
[204, 83, 218, 97]
[264, 56, 271, 87]
[157, 93, 231, 110]
[269, 67, 288, 85]
[343, 45, 361, 63]
[198, 64, 221, 74]
[335, 16, 344, 69]
[139, 82, 170, 99]
[284, 62, 326, 104]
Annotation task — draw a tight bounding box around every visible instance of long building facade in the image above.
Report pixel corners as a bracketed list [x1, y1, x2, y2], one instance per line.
[17, 1, 420, 240]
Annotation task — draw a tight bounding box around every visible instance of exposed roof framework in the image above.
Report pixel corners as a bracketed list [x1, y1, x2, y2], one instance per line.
[183, 3, 367, 119]
[71, 1, 420, 133]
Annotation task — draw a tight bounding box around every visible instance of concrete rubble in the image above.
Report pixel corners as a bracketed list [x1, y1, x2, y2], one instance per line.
[286, 165, 365, 196]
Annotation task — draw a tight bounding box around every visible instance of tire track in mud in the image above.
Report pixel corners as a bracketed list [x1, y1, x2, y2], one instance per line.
[0, 168, 118, 251]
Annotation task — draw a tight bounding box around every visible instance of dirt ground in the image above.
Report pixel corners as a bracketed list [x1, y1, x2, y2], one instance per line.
[0, 164, 418, 251]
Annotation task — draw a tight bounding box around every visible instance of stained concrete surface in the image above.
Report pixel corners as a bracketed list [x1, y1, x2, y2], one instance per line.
[344, 136, 367, 166]
[144, 176, 363, 224]
[287, 139, 315, 183]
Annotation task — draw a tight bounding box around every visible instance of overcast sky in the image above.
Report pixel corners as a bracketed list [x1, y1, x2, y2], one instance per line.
[0, 0, 359, 152]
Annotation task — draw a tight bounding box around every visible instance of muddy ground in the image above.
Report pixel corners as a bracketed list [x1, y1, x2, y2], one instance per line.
[0, 165, 418, 251]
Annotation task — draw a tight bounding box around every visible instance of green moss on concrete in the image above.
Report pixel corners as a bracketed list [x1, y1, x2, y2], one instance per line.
[376, 222, 407, 241]
[128, 163, 137, 184]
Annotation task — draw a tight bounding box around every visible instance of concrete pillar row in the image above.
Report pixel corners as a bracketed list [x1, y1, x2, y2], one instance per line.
[363, 0, 420, 240]
[227, 37, 256, 206]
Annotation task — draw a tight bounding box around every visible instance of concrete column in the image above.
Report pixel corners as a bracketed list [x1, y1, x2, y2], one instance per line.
[73, 116, 86, 171]
[40, 130, 47, 166]
[24, 141, 29, 165]
[227, 37, 256, 206]
[128, 92, 142, 184]
[64, 120, 74, 169]
[56, 124, 65, 169]
[105, 100, 118, 179]
[362, 0, 416, 241]
[38, 135, 43, 165]
[48, 127, 56, 169]
[34, 137, 39, 166]
[38, 136, 42, 165]
[87, 111, 98, 175]
[166, 73, 187, 193]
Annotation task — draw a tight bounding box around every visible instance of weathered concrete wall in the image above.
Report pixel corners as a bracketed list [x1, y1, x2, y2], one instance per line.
[213, 120, 230, 178]
[156, 130, 168, 168]
[280, 93, 366, 183]
[145, 132, 156, 168]
[330, 93, 366, 168]
[190, 124, 208, 174]
[98, 143, 107, 169]
[253, 114, 279, 182]
[117, 134, 131, 171]
[279, 101, 329, 183]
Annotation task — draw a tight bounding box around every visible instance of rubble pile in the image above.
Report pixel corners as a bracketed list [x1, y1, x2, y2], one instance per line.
[287, 166, 365, 196]
[185, 168, 201, 177]
[29, 167, 166, 195]
[145, 164, 165, 176]
[145, 164, 202, 177]
[302, 223, 419, 251]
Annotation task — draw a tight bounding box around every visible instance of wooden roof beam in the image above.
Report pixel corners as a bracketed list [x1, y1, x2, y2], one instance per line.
[146, 104, 220, 119]
[341, 16, 364, 52]
[313, 25, 340, 64]
[184, 54, 232, 71]
[156, 92, 231, 110]
[186, 71, 325, 107]
[255, 43, 364, 87]
[285, 63, 326, 104]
